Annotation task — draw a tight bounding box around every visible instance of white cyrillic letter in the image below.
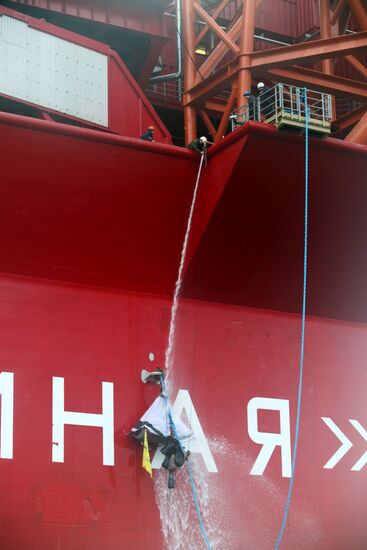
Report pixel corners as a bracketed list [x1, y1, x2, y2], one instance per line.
[152, 389, 218, 473]
[52, 377, 114, 465]
[0, 372, 14, 459]
[247, 397, 291, 477]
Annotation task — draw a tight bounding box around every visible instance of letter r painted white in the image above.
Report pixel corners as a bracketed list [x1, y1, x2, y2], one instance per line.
[0, 372, 14, 459]
[151, 389, 218, 473]
[52, 377, 114, 466]
[247, 397, 291, 477]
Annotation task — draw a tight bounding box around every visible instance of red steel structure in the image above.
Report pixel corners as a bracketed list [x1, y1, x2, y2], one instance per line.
[180, 0, 367, 144]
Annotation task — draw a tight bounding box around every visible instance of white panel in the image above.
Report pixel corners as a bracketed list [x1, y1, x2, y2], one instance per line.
[0, 15, 108, 126]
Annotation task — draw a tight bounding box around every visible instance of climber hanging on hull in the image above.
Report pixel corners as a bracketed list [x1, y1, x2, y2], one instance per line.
[129, 368, 191, 488]
[161, 436, 190, 489]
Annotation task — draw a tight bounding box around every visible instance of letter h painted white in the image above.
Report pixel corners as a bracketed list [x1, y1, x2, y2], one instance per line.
[0, 372, 14, 459]
[52, 376, 114, 466]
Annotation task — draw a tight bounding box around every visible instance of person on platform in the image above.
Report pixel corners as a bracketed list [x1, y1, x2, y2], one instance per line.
[140, 125, 155, 142]
[257, 81, 266, 95]
[255, 82, 268, 121]
[243, 90, 256, 121]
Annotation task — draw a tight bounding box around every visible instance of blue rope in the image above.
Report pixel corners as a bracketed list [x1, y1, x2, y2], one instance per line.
[160, 377, 212, 550]
[274, 88, 309, 550]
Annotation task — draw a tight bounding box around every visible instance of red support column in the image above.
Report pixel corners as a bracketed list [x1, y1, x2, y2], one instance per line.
[319, 0, 333, 75]
[182, 0, 197, 143]
[237, 0, 256, 110]
[319, 0, 336, 119]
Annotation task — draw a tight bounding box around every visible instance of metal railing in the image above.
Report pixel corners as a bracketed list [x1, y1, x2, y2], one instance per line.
[146, 79, 183, 104]
[230, 83, 333, 133]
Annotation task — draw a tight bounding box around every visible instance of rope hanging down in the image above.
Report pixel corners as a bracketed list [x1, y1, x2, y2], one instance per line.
[160, 375, 212, 550]
[274, 88, 309, 549]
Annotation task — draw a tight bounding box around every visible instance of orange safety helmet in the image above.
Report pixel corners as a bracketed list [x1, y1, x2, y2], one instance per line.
[148, 125, 155, 131]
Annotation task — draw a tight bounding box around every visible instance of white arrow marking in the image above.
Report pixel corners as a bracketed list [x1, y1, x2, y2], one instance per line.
[321, 417, 353, 469]
[349, 419, 367, 471]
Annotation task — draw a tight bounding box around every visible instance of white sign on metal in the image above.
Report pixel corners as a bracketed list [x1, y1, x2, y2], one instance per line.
[0, 15, 108, 126]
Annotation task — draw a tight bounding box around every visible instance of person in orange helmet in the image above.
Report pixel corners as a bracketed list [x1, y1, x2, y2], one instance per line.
[140, 125, 155, 142]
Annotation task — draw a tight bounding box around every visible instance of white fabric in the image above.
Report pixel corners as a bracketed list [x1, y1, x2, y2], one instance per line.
[138, 395, 191, 440]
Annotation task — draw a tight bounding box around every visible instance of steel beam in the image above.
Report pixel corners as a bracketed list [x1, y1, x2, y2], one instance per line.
[199, 109, 216, 139]
[215, 83, 238, 142]
[319, 0, 333, 74]
[195, 0, 230, 46]
[195, 14, 243, 84]
[238, 0, 256, 109]
[184, 0, 367, 144]
[187, 31, 367, 106]
[204, 100, 226, 113]
[195, 30, 367, 94]
[333, 103, 367, 132]
[263, 66, 367, 101]
[193, 2, 240, 54]
[345, 111, 367, 144]
[344, 55, 367, 79]
[195, 0, 267, 85]
[186, 61, 238, 105]
[347, 0, 367, 31]
[331, 0, 348, 25]
[249, 32, 367, 70]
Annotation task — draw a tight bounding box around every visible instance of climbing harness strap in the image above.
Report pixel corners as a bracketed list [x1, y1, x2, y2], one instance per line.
[274, 88, 309, 549]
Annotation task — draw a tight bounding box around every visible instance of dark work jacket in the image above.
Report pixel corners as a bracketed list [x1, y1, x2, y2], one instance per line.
[186, 138, 205, 153]
[141, 130, 154, 141]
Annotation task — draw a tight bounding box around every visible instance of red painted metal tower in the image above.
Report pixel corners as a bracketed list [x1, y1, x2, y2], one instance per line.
[179, 0, 367, 144]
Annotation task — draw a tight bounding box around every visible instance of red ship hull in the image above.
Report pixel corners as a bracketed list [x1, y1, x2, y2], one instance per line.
[0, 112, 366, 549]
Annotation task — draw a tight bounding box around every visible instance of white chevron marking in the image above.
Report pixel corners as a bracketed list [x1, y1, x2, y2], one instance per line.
[321, 417, 353, 469]
[349, 419, 367, 471]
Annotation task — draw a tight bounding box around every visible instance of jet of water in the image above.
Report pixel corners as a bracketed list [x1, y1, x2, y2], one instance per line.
[164, 153, 205, 390]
